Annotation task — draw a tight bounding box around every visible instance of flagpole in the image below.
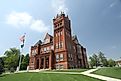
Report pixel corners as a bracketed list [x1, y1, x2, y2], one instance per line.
[16, 33, 26, 72]
[18, 47, 23, 71]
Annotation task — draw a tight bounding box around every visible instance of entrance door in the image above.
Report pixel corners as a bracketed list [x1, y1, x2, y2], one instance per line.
[40, 58, 44, 69]
[36, 59, 39, 69]
[46, 57, 49, 68]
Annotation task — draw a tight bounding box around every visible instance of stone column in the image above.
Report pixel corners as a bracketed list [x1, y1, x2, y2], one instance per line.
[34, 57, 37, 69]
[49, 54, 52, 70]
[39, 57, 41, 69]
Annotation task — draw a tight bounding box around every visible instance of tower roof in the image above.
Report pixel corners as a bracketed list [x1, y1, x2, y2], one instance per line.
[53, 12, 69, 21]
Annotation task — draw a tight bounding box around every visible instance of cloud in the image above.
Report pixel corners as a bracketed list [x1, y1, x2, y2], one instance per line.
[30, 20, 49, 32]
[109, 3, 116, 8]
[109, 0, 118, 8]
[6, 11, 32, 28]
[111, 46, 117, 49]
[6, 11, 50, 33]
[51, 0, 68, 14]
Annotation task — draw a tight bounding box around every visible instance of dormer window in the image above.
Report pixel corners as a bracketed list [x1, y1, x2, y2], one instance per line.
[32, 50, 37, 55]
[44, 38, 49, 44]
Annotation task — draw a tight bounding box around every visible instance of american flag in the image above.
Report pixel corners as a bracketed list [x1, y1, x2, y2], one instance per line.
[20, 35, 25, 43]
[19, 33, 26, 48]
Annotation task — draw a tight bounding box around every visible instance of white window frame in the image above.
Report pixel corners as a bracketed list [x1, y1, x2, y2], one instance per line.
[60, 54, 64, 61]
[44, 47, 46, 52]
[56, 54, 59, 62]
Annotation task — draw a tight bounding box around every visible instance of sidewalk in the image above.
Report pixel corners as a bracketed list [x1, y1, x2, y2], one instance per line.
[81, 68, 121, 81]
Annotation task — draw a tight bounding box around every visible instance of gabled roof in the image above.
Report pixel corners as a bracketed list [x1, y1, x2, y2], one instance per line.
[44, 33, 53, 40]
[34, 40, 42, 46]
[72, 35, 77, 40]
[72, 35, 79, 44]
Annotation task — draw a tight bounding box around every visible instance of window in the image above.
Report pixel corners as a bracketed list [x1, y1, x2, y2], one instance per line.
[56, 64, 63, 69]
[60, 65, 64, 69]
[32, 50, 34, 55]
[68, 53, 70, 58]
[58, 41, 63, 49]
[32, 50, 37, 55]
[58, 32, 60, 36]
[56, 54, 59, 62]
[56, 64, 59, 69]
[44, 47, 46, 52]
[60, 54, 64, 61]
[60, 41, 63, 48]
[58, 42, 60, 48]
[60, 31, 63, 35]
[60, 22, 62, 26]
[47, 47, 49, 51]
[44, 38, 49, 44]
[56, 43, 58, 49]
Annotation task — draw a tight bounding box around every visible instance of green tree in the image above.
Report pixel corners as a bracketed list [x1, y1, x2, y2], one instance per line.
[0, 58, 4, 74]
[98, 52, 108, 67]
[89, 54, 100, 68]
[20, 54, 29, 70]
[108, 59, 116, 67]
[4, 48, 20, 70]
[89, 57, 95, 68]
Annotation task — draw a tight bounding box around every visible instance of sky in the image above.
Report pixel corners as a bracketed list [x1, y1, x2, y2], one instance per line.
[0, 0, 121, 60]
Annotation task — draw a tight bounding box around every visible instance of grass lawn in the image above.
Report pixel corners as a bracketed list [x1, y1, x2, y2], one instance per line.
[0, 72, 104, 81]
[93, 67, 121, 79]
[47, 69, 89, 72]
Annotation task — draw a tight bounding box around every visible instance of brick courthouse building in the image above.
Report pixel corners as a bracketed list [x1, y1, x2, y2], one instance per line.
[29, 12, 88, 70]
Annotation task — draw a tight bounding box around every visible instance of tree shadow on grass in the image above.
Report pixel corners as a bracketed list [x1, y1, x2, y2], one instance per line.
[0, 74, 9, 77]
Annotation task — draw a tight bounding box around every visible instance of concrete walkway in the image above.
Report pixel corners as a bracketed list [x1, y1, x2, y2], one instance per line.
[81, 68, 121, 81]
